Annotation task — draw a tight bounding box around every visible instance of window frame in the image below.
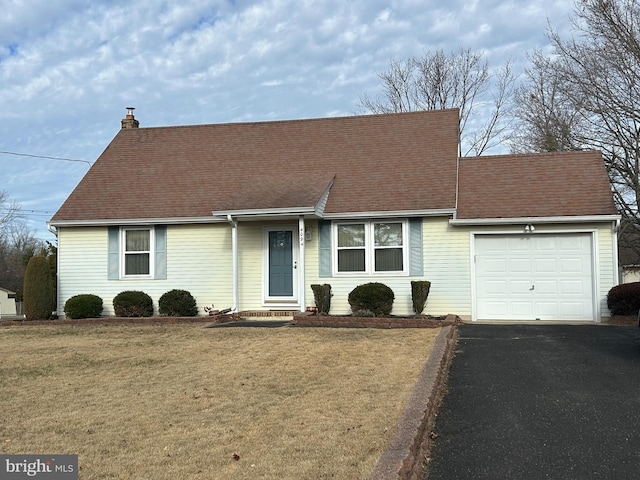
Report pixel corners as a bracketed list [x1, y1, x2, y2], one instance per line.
[120, 226, 155, 279]
[333, 220, 408, 276]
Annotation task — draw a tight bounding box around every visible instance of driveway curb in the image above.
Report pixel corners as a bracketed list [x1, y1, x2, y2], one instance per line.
[369, 324, 458, 480]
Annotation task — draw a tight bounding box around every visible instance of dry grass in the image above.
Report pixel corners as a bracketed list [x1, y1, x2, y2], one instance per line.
[0, 324, 437, 479]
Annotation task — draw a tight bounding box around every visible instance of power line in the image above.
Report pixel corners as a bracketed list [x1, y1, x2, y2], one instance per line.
[0, 150, 92, 165]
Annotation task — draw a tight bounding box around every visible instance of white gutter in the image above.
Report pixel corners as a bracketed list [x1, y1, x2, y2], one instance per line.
[227, 215, 239, 313]
[48, 216, 225, 228]
[322, 208, 457, 219]
[449, 214, 621, 226]
[212, 206, 317, 218]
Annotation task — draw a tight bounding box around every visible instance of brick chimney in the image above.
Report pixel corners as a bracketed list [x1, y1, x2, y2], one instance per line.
[121, 107, 139, 129]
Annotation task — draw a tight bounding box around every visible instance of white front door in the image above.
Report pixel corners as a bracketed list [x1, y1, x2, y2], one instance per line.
[474, 233, 595, 321]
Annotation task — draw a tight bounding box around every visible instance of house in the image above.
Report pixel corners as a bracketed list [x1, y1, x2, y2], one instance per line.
[48, 108, 619, 322]
[0, 287, 17, 318]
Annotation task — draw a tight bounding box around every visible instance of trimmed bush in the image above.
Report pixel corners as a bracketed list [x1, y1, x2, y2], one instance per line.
[23, 256, 54, 320]
[64, 294, 104, 319]
[348, 282, 395, 316]
[159, 289, 198, 317]
[411, 280, 431, 315]
[113, 290, 154, 317]
[310, 284, 332, 314]
[607, 282, 640, 315]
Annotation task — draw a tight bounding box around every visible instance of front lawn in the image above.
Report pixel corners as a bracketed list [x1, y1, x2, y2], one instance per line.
[0, 324, 437, 479]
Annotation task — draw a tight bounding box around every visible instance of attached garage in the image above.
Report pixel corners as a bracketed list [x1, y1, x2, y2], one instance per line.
[474, 233, 595, 321]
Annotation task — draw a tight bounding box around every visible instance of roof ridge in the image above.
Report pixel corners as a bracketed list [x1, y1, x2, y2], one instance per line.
[460, 149, 600, 161]
[123, 108, 461, 131]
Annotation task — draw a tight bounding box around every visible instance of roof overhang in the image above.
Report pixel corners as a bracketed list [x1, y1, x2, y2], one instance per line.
[48, 216, 227, 228]
[322, 209, 457, 219]
[449, 214, 621, 226]
[212, 206, 320, 221]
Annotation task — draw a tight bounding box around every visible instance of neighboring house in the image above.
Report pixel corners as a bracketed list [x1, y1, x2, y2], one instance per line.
[48, 108, 620, 322]
[0, 287, 17, 318]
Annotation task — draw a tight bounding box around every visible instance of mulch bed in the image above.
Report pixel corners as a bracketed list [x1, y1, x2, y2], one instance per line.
[1, 313, 461, 329]
[291, 312, 461, 329]
[605, 315, 638, 326]
[0, 314, 238, 328]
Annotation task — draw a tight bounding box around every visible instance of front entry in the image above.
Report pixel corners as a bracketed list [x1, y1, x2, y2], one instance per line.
[264, 226, 299, 305]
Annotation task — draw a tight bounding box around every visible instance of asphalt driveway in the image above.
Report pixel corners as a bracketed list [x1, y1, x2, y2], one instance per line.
[425, 324, 640, 479]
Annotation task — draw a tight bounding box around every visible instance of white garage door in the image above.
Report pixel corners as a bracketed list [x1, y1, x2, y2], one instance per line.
[474, 233, 594, 321]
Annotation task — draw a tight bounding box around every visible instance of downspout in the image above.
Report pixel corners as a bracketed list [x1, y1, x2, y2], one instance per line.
[298, 216, 306, 312]
[227, 215, 239, 313]
[613, 218, 620, 286]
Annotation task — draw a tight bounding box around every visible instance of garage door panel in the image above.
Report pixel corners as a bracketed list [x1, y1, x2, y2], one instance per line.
[507, 237, 531, 251]
[477, 280, 508, 295]
[560, 302, 589, 318]
[560, 279, 588, 295]
[535, 280, 558, 294]
[509, 258, 531, 273]
[478, 258, 507, 273]
[535, 302, 559, 318]
[475, 234, 594, 321]
[534, 258, 557, 273]
[478, 301, 508, 318]
[512, 302, 534, 316]
[509, 280, 533, 294]
[533, 237, 557, 251]
[560, 257, 588, 273]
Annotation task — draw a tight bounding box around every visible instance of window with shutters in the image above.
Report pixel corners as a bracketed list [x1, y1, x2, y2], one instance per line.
[121, 227, 154, 278]
[334, 220, 407, 275]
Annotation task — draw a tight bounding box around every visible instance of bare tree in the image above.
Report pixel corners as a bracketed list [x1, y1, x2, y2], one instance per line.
[358, 48, 515, 156]
[0, 190, 21, 233]
[510, 1, 640, 258]
[508, 51, 584, 152]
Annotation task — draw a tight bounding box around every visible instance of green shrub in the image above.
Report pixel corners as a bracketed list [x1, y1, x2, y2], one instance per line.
[411, 280, 431, 315]
[348, 282, 395, 316]
[23, 256, 54, 320]
[64, 294, 104, 319]
[159, 289, 198, 317]
[113, 290, 154, 317]
[607, 282, 640, 315]
[310, 284, 332, 314]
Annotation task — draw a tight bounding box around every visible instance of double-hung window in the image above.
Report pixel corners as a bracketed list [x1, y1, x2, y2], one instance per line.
[335, 220, 407, 274]
[122, 227, 153, 277]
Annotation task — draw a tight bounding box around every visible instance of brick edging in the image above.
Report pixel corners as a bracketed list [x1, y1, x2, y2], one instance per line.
[369, 324, 458, 480]
[291, 313, 460, 328]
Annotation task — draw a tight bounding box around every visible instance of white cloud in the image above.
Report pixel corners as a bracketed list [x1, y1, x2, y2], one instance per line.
[0, 0, 576, 238]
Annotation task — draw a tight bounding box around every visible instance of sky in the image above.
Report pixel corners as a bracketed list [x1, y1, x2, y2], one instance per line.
[0, 0, 576, 240]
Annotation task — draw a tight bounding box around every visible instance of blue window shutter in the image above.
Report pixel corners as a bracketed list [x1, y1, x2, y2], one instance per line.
[318, 220, 332, 277]
[155, 225, 167, 280]
[108, 226, 119, 280]
[409, 218, 423, 276]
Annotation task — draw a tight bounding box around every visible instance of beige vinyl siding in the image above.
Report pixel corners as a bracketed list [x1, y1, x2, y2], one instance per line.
[57, 224, 232, 317]
[304, 217, 467, 317]
[237, 223, 265, 311]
